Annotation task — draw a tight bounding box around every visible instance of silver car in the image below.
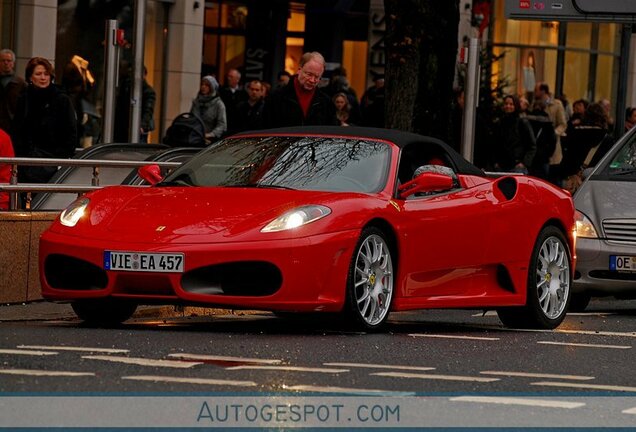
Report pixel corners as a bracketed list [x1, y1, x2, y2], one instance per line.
[572, 128, 636, 310]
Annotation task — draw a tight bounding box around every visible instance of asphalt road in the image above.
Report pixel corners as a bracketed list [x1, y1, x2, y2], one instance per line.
[1, 298, 636, 428]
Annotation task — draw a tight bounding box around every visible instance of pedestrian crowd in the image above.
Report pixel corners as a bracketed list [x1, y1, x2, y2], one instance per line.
[0, 47, 632, 210]
[459, 82, 623, 194]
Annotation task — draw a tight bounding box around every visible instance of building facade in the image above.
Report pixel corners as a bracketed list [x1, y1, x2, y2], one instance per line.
[1, 0, 634, 142]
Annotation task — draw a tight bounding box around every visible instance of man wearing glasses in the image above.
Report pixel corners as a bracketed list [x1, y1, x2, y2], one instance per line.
[0, 49, 27, 134]
[263, 51, 338, 128]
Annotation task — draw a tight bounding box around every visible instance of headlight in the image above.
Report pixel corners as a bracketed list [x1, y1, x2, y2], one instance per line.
[60, 198, 90, 227]
[261, 205, 331, 233]
[575, 210, 598, 238]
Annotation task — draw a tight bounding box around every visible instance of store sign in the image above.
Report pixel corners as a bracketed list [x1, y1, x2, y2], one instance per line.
[505, 0, 636, 22]
[367, 0, 386, 87]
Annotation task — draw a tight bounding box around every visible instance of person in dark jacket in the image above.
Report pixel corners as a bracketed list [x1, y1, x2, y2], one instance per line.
[114, 65, 156, 143]
[0, 49, 27, 134]
[12, 57, 77, 183]
[491, 95, 536, 174]
[560, 102, 611, 192]
[236, 80, 265, 132]
[262, 52, 338, 128]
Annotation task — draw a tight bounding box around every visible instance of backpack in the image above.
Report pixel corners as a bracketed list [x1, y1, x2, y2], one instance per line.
[163, 112, 206, 147]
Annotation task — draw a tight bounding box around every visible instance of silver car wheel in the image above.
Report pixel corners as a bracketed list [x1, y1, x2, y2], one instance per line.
[353, 233, 394, 326]
[535, 236, 570, 320]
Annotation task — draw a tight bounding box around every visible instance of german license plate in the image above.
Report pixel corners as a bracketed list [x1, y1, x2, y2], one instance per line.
[609, 255, 636, 272]
[104, 251, 185, 273]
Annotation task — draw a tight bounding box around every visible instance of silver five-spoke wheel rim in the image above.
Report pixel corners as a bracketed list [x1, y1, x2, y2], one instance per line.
[536, 236, 570, 319]
[353, 234, 394, 326]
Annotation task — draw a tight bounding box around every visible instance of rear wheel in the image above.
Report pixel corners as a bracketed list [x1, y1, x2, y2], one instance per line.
[344, 227, 394, 330]
[497, 226, 571, 329]
[71, 299, 137, 326]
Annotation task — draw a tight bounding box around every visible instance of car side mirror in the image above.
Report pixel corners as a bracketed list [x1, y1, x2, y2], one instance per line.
[398, 172, 453, 199]
[138, 164, 163, 185]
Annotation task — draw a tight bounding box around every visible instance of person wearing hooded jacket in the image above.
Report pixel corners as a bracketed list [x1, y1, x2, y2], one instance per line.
[11, 57, 77, 183]
[190, 75, 227, 142]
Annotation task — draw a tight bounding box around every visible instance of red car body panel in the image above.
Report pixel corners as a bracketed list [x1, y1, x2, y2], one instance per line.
[39, 128, 576, 315]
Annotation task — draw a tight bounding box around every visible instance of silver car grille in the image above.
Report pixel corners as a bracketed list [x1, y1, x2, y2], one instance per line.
[603, 219, 636, 243]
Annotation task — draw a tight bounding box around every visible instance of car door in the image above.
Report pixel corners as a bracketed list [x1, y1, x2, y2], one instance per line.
[398, 182, 496, 298]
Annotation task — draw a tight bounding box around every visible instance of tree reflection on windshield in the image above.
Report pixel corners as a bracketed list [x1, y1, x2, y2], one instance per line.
[160, 136, 391, 193]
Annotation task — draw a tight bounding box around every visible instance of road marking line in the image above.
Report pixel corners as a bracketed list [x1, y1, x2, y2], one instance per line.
[225, 365, 348, 373]
[408, 333, 500, 341]
[622, 407, 636, 414]
[324, 362, 435, 371]
[537, 341, 631, 349]
[0, 368, 94, 377]
[122, 375, 257, 387]
[18, 345, 129, 353]
[372, 371, 499, 382]
[167, 353, 282, 364]
[471, 311, 616, 318]
[567, 312, 617, 316]
[0, 349, 57, 356]
[532, 381, 636, 392]
[285, 384, 415, 395]
[450, 396, 585, 409]
[503, 328, 636, 338]
[82, 355, 202, 368]
[480, 371, 595, 380]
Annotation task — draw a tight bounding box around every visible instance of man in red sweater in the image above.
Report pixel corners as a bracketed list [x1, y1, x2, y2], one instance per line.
[262, 52, 338, 128]
[0, 128, 14, 210]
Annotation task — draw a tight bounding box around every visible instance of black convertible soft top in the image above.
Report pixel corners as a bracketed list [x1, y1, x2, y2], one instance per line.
[232, 125, 484, 177]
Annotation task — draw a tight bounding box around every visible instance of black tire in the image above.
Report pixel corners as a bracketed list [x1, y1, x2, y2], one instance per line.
[497, 226, 572, 329]
[343, 227, 395, 331]
[568, 292, 592, 312]
[71, 299, 137, 326]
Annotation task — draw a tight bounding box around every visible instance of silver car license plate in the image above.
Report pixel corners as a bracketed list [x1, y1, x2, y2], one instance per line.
[610, 255, 636, 272]
[104, 251, 185, 273]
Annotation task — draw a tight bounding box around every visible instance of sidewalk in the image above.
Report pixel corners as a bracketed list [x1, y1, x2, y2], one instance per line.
[0, 301, 258, 322]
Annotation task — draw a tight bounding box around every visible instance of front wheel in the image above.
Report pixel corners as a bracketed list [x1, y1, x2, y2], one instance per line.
[497, 226, 571, 329]
[71, 299, 137, 326]
[344, 227, 394, 331]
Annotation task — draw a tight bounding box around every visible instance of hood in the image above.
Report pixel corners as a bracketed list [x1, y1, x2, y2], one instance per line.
[72, 186, 354, 244]
[575, 179, 636, 231]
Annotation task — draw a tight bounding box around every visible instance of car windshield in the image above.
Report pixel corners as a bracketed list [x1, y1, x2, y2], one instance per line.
[158, 136, 391, 193]
[607, 138, 636, 178]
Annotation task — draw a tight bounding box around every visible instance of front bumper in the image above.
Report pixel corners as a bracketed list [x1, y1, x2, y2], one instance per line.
[39, 229, 359, 312]
[573, 237, 636, 295]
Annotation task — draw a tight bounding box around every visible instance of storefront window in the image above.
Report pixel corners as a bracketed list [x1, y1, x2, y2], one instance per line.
[285, 2, 306, 74]
[492, 0, 619, 104]
[0, 1, 16, 49]
[202, 1, 248, 80]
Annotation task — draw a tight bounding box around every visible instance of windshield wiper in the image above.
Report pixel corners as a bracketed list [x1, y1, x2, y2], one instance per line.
[611, 168, 636, 176]
[156, 179, 193, 187]
[225, 183, 295, 190]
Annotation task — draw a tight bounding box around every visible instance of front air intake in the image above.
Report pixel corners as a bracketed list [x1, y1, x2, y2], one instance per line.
[45, 254, 108, 290]
[182, 261, 282, 296]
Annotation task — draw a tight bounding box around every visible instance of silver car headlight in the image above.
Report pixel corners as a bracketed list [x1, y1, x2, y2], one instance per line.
[60, 198, 90, 227]
[261, 205, 331, 233]
[575, 210, 598, 239]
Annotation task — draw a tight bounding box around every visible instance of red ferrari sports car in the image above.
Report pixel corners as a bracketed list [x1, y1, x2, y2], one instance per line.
[40, 126, 576, 330]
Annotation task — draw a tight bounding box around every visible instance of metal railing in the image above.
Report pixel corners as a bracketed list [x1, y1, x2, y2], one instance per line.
[0, 157, 182, 211]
